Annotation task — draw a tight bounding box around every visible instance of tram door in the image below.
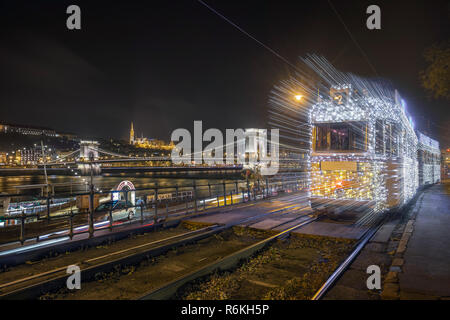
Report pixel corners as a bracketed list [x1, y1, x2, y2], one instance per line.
[386, 160, 402, 208]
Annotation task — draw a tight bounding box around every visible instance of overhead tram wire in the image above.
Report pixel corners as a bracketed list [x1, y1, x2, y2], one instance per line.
[327, 0, 379, 77]
[197, 0, 379, 80]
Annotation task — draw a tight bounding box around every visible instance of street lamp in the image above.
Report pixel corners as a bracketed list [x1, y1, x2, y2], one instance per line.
[294, 94, 303, 101]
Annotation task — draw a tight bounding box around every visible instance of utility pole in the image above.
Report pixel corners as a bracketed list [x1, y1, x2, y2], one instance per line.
[41, 141, 50, 221]
[88, 153, 95, 238]
[41, 141, 49, 188]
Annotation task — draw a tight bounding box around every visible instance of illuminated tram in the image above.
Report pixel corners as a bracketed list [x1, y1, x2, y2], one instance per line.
[308, 84, 435, 214]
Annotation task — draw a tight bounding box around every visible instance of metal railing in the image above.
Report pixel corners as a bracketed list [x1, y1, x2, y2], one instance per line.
[0, 176, 308, 246]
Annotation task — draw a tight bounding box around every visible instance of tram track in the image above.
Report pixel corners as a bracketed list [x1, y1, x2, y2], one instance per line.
[0, 194, 311, 300]
[311, 190, 424, 300]
[310, 224, 381, 300]
[0, 224, 222, 299]
[139, 216, 317, 300]
[155, 212, 389, 300]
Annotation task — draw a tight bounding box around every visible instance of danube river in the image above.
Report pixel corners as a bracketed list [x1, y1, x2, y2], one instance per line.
[0, 174, 244, 198]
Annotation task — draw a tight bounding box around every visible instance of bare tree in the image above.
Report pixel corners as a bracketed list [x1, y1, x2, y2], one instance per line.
[420, 41, 450, 100]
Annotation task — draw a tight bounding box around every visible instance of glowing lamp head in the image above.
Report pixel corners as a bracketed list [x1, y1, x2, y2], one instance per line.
[294, 95, 303, 101]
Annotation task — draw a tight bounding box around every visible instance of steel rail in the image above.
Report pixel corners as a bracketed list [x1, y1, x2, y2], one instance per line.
[0, 225, 224, 299]
[139, 216, 316, 300]
[311, 189, 426, 300]
[0, 199, 306, 299]
[0, 225, 217, 291]
[310, 225, 380, 300]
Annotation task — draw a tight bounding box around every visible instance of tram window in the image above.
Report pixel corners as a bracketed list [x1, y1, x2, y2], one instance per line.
[391, 123, 399, 156]
[314, 122, 367, 152]
[385, 123, 392, 155]
[375, 120, 384, 154]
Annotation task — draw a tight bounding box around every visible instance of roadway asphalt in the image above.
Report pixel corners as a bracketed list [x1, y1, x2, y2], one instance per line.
[186, 193, 370, 239]
[187, 193, 312, 228]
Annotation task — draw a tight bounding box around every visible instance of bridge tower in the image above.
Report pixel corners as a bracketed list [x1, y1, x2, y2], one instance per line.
[78, 141, 101, 175]
[79, 141, 99, 161]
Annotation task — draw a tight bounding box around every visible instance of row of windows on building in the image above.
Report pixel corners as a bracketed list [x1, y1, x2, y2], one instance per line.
[0, 148, 55, 166]
[0, 124, 57, 137]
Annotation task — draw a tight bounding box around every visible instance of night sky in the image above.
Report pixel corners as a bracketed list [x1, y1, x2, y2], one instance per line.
[0, 1, 448, 145]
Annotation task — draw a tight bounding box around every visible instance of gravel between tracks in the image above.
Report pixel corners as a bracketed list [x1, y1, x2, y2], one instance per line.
[180, 233, 356, 300]
[40, 227, 272, 299]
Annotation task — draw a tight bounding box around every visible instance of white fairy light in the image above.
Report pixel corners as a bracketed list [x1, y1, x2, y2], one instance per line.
[307, 67, 419, 213]
[269, 55, 439, 217]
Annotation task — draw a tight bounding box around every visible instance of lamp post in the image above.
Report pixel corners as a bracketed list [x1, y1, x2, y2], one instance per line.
[88, 153, 95, 238]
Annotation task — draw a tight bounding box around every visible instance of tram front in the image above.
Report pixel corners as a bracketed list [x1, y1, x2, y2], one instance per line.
[308, 85, 387, 218]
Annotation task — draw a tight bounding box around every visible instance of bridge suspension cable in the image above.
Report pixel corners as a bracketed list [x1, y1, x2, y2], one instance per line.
[90, 147, 129, 159]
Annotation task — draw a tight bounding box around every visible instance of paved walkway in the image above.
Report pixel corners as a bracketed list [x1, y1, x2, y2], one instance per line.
[188, 192, 371, 239]
[398, 182, 450, 298]
[293, 221, 368, 240]
[326, 181, 450, 300]
[187, 193, 312, 230]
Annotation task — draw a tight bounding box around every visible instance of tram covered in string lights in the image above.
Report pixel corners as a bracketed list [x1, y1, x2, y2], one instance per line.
[416, 131, 441, 186]
[308, 84, 440, 214]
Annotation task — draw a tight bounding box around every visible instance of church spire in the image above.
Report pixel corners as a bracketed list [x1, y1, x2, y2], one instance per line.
[130, 122, 135, 145]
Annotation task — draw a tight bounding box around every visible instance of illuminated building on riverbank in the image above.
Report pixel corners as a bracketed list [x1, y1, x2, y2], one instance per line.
[129, 122, 174, 151]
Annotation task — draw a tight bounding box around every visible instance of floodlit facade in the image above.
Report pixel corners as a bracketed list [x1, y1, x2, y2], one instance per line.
[0, 123, 57, 137]
[129, 122, 174, 151]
